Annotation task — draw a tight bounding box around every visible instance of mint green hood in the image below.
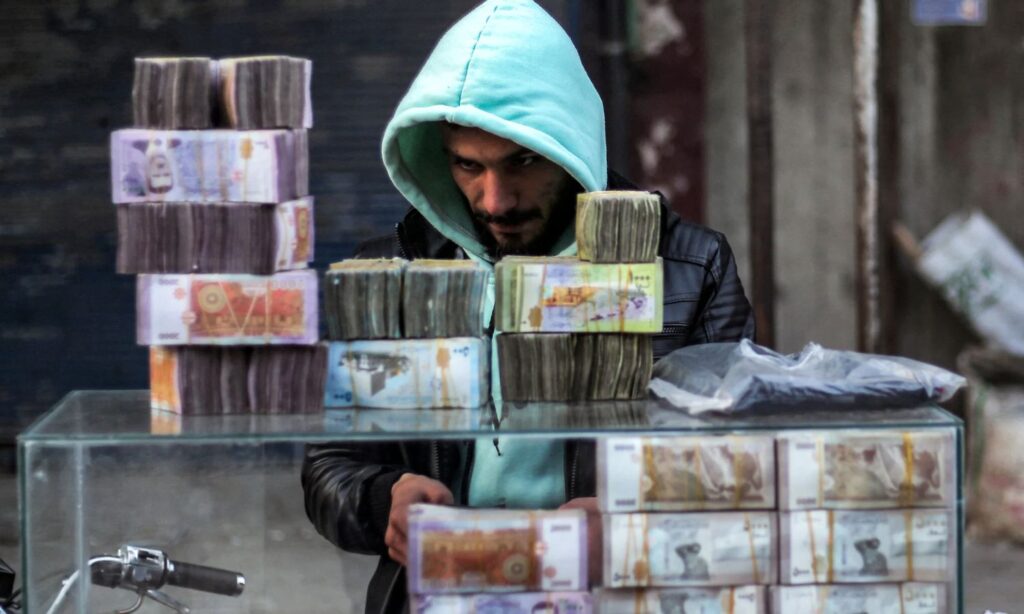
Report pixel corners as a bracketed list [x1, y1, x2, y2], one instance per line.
[381, 0, 607, 263]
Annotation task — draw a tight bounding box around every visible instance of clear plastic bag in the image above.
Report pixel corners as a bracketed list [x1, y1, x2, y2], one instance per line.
[649, 339, 966, 414]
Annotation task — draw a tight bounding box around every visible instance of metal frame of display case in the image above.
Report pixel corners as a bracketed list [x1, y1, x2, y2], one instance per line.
[20, 390, 965, 612]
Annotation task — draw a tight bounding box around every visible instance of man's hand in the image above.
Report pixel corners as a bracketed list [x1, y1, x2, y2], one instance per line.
[559, 496, 602, 586]
[385, 473, 454, 566]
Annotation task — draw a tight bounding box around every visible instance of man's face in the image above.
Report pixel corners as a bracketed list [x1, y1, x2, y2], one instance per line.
[442, 126, 578, 257]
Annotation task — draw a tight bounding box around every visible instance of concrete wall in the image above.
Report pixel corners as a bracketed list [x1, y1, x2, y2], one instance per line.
[704, 0, 1024, 367]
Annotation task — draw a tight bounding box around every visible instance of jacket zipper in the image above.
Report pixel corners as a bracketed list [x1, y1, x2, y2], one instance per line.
[659, 324, 689, 335]
[394, 223, 408, 259]
[429, 441, 440, 481]
[567, 443, 579, 500]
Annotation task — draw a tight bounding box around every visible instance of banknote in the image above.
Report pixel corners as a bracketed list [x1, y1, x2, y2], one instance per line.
[324, 259, 405, 340]
[324, 338, 489, 408]
[137, 270, 318, 345]
[777, 429, 956, 509]
[603, 512, 776, 588]
[217, 56, 313, 129]
[495, 257, 663, 333]
[116, 197, 314, 275]
[770, 583, 948, 614]
[133, 57, 214, 129]
[150, 344, 326, 414]
[497, 334, 652, 401]
[576, 191, 661, 263]
[779, 509, 954, 584]
[133, 56, 312, 129]
[597, 436, 776, 512]
[595, 586, 766, 614]
[403, 259, 490, 338]
[407, 504, 587, 594]
[111, 128, 308, 204]
[412, 592, 592, 614]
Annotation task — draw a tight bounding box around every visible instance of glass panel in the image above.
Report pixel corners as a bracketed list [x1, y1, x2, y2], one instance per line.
[22, 391, 961, 444]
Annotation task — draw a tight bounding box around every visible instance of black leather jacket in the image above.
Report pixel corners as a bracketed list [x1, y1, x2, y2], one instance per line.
[302, 175, 754, 613]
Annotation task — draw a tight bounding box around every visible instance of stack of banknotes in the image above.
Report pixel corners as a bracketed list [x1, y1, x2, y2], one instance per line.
[113, 56, 322, 414]
[149, 345, 326, 414]
[323, 258, 491, 408]
[771, 583, 948, 614]
[116, 197, 313, 274]
[595, 586, 766, 614]
[496, 334, 652, 401]
[495, 191, 664, 401]
[407, 504, 588, 595]
[576, 191, 661, 263]
[589, 429, 957, 613]
[133, 56, 312, 129]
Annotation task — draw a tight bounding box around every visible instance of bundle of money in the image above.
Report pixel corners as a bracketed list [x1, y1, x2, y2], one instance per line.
[770, 583, 948, 614]
[403, 259, 489, 338]
[497, 334, 652, 401]
[412, 592, 593, 614]
[132, 56, 312, 129]
[324, 338, 489, 409]
[133, 58, 214, 129]
[150, 344, 326, 414]
[324, 259, 405, 340]
[603, 512, 777, 588]
[495, 257, 663, 333]
[777, 430, 956, 509]
[116, 197, 314, 275]
[217, 56, 313, 129]
[597, 435, 776, 512]
[576, 191, 661, 263]
[778, 509, 954, 584]
[110, 129, 308, 204]
[595, 586, 766, 614]
[136, 271, 319, 345]
[407, 504, 587, 594]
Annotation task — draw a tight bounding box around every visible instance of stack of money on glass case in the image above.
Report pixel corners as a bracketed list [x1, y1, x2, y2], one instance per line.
[772, 430, 957, 614]
[495, 191, 663, 401]
[322, 258, 490, 408]
[593, 429, 959, 613]
[407, 504, 593, 612]
[111, 56, 326, 414]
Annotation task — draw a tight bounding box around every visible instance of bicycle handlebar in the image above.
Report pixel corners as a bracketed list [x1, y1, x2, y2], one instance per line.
[90, 546, 244, 597]
[167, 560, 245, 596]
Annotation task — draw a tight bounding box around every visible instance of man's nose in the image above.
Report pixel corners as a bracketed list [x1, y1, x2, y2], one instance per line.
[479, 171, 516, 217]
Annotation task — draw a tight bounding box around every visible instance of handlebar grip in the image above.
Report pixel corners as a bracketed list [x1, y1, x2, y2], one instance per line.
[166, 561, 245, 596]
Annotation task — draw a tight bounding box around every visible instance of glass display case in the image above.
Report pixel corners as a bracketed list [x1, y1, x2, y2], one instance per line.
[19, 391, 964, 613]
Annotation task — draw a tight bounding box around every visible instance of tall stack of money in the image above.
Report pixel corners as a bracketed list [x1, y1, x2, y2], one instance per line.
[323, 258, 490, 408]
[594, 435, 777, 612]
[774, 429, 958, 613]
[405, 504, 591, 609]
[495, 191, 663, 401]
[112, 56, 324, 415]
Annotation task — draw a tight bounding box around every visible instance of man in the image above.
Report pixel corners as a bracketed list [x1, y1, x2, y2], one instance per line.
[302, 1, 753, 611]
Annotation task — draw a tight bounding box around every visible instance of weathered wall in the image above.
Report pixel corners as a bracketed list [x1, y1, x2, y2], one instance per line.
[704, 0, 1023, 367]
[0, 0, 572, 433]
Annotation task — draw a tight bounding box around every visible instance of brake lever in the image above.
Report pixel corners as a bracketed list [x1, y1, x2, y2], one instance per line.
[144, 589, 190, 614]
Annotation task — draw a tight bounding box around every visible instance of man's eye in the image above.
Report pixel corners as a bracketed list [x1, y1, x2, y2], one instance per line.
[514, 155, 538, 168]
[454, 158, 480, 172]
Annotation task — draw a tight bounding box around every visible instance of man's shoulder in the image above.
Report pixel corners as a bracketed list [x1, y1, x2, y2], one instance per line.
[658, 208, 733, 275]
[353, 208, 457, 259]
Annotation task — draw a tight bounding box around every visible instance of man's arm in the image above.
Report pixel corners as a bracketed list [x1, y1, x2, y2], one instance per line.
[689, 232, 755, 344]
[301, 442, 411, 555]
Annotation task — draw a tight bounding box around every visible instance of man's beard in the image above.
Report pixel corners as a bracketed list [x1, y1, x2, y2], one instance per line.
[473, 180, 580, 259]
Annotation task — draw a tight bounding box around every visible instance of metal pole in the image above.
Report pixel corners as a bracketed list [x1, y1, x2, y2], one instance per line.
[745, 0, 776, 348]
[854, 0, 881, 352]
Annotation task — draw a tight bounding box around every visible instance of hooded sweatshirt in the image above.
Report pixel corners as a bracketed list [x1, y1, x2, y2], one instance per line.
[381, 0, 607, 509]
